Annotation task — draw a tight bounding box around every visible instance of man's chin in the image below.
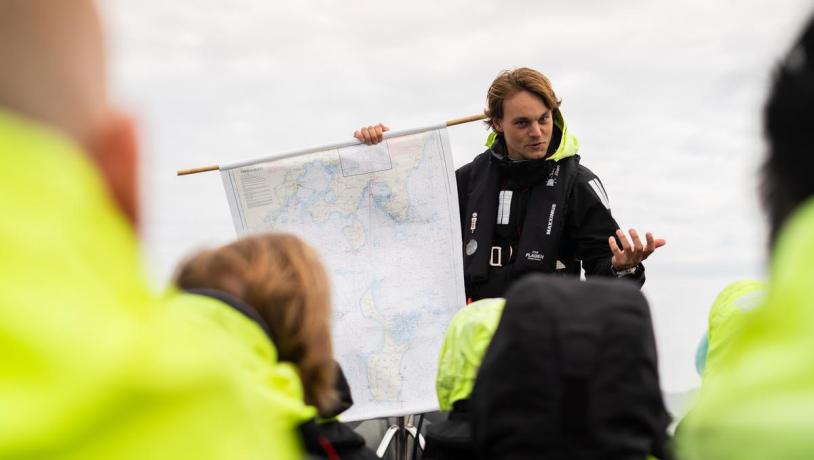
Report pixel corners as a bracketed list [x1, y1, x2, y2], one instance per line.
[521, 151, 547, 160]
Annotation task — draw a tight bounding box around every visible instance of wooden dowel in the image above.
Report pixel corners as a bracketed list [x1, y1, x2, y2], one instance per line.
[446, 113, 487, 126]
[177, 165, 219, 176]
[177, 114, 487, 176]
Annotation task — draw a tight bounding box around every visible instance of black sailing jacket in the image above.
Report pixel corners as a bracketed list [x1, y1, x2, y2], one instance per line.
[456, 121, 644, 300]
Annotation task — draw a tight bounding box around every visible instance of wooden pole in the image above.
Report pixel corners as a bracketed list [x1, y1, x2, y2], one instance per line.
[176, 114, 487, 176]
[445, 113, 487, 127]
[177, 165, 220, 176]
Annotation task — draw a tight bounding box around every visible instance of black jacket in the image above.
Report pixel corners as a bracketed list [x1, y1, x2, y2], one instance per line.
[469, 275, 672, 460]
[456, 136, 644, 300]
[423, 400, 475, 460]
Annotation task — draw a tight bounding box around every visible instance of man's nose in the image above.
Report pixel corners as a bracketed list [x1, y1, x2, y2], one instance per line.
[529, 121, 543, 137]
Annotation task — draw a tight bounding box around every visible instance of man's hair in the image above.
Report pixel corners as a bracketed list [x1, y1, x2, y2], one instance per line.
[761, 14, 814, 247]
[174, 233, 337, 415]
[484, 67, 562, 130]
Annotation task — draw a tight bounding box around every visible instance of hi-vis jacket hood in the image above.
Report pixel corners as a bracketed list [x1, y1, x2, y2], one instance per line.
[0, 109, 301, 460]
[485, 108, 580, 163]
[679, 197, 814, 460]
[696, 280, 767, 378]
[436, 298, 506, 411]
[166, 291, 316, 421]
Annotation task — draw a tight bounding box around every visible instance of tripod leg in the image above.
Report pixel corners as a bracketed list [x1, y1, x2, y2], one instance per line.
[404, 426, 426, 450]
[376, 425, 400, 458]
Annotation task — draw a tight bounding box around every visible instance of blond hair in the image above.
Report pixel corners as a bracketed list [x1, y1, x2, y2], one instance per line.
[174, 233, 337, 415]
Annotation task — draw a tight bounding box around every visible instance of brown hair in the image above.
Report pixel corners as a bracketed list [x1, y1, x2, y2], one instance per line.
[174, 233, 337, 415]
[484, 67, 562, 130]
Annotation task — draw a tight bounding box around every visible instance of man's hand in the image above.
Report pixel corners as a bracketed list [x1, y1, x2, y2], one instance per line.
[609, 229, 666, 270]
[353, 123, 389, 145]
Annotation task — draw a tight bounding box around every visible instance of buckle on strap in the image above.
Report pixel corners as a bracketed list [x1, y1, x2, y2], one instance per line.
[490, 246, 502, 267]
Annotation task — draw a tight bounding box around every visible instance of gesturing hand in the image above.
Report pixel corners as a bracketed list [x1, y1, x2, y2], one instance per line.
[609, 228, 666, 270]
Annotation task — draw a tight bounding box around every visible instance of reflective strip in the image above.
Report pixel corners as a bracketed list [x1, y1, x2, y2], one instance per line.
[496, 190, 513, 225]
[588, 179, 610, 210]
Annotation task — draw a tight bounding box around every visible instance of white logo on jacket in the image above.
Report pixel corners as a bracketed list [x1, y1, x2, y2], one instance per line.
[546, 204, 557, 235]
[525, 250, 544, 262]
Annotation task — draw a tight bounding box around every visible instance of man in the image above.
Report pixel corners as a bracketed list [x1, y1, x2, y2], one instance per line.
[678, 14, 814, 460]
[355, 68, 665, 300]
[0, 1, 302, 458]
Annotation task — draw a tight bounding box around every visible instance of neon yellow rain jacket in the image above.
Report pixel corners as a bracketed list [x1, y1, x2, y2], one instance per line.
[0, 110, 302, 459]
[679, 197, 814, 460]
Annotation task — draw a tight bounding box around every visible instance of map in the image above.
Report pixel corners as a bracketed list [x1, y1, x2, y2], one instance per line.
[220, 127, 466, 420]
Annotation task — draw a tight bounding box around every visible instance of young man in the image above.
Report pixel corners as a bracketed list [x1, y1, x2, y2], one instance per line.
[355, 68, 665, 300]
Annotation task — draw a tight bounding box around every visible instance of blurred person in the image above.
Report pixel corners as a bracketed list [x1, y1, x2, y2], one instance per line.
[693, 280, 767, 378]
[0, 1, 302, 458]
[173, 233, 377, 459]
[354, 68, 665, 301]
[679, 13, 814, 460]
[423, 298, 505, 460]
[469, 275, 672, 460]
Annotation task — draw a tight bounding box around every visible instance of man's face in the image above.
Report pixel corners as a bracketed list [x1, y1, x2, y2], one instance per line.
[493, 90, 554, 161]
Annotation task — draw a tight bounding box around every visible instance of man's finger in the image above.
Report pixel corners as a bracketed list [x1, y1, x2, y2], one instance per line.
[645, 232, 656, 253]
[654, 239, 667, 248]
[629, 228, 644, 254]
[363, 126, 376, 144]
[608, 236, 622, 257]
[616, 229, 632, 252]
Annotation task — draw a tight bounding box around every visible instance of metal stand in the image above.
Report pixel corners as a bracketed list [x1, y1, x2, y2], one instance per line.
[375, 415, 425, 459]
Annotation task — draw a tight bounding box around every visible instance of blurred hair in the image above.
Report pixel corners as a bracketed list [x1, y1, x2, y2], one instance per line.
[174, 233, 337, 415]
[761, 14, 814, 248]
[484, 67, 562, 130]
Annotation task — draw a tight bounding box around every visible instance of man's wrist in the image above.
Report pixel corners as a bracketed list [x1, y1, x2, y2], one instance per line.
[611, 265, 639, 277]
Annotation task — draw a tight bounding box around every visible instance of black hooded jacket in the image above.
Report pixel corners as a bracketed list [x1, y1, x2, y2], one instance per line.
[469, 275, 672, 460]
[456, 134, 644, 301]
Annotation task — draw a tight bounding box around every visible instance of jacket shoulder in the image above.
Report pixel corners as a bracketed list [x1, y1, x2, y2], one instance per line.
[456, 151, 491, 175]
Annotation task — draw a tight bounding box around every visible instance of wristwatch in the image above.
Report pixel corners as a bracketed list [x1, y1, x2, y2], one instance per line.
[612, 265, 639, 277]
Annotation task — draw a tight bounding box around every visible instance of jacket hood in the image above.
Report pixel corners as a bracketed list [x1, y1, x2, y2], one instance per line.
[436, 298, 505, 411]
[697, 280, 766, 378]
[470, 275, 671, 460]
[485, 108, 580, 164]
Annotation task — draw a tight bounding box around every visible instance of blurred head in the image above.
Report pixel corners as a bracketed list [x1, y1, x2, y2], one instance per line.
[761, 15, 814, 248]
[174, 233, 337, 415]
[485, 68, 561, 161]
[0, 0, 139, 227]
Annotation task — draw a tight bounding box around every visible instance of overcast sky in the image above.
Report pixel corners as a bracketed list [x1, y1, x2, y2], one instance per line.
[101, 0, 813, 394]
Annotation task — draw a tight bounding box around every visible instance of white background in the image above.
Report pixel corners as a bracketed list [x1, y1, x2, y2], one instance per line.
[100, 0, 813, 395]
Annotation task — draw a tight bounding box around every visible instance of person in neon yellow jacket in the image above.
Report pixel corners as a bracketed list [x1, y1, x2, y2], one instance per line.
[0, 1, 303, 458]
[694, 280, 767, 379]
[678, 14, 814, 460]
[423, 298, 505, 459]
[170, 233, 379, 459]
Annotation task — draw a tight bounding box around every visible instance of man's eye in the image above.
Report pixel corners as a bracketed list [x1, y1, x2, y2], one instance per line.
[516, 121, 528, 127]
[540, 114, 550, 123]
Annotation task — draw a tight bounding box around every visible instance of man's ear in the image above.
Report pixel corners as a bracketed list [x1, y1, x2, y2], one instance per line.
[87, 112, 140, 231]
[492, 118, 503, 133]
